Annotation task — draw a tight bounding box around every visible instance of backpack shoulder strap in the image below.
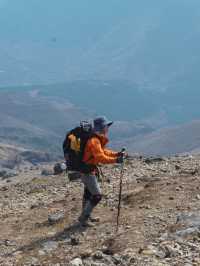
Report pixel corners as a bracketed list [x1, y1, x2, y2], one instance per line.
[63, 127, 81, 154]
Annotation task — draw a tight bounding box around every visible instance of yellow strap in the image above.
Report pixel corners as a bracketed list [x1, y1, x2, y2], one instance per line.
[68, 134, 81, 152]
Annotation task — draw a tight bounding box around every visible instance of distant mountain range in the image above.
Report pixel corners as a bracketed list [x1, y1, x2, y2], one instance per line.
[0, 90, 93, 154]
[2, 80, 200, 126]
[113, 120, 200, 156]
[1, 89, 200, 156]
[0, 90, 154, 155]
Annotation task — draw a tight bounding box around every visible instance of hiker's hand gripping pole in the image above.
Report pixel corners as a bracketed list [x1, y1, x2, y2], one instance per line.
[116, 147, 126, 232]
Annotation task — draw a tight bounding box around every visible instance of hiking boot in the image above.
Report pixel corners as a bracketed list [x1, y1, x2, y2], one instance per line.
[78, 217, 95, 227]
[80, 220, 95, 227]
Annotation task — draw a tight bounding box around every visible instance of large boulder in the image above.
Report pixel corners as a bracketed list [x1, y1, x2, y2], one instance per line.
[53, 163, 64, 175]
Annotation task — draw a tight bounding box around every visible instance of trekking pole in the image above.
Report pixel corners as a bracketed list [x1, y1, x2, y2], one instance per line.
[116, 148, 126, 233]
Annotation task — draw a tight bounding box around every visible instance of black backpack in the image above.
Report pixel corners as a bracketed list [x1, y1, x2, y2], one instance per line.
[63, 121, 96, 173]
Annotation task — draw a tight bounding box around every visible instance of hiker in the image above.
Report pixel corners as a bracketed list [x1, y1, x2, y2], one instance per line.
[78, 116, 125, 226]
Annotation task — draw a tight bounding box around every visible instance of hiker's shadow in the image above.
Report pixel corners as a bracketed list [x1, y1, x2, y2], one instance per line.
[52, 222, 86, 241]
[6, 222, 86, 256]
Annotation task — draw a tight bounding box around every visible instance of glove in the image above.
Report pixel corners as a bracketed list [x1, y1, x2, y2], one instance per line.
[116, 155, 124, 164]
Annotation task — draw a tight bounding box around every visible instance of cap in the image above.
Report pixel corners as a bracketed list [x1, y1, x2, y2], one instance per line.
[93, 116, 113, 133]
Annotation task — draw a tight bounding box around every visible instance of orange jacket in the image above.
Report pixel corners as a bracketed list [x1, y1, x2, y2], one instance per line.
[83, 134, 119, 165]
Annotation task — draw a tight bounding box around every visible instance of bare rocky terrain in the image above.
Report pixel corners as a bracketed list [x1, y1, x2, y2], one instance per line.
[1, 154, 200, 265]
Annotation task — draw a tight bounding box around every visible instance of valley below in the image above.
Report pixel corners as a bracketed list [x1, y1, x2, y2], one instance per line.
[1, 88, 200, 157]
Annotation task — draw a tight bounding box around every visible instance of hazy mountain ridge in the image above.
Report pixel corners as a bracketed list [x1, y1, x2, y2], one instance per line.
[115, 120, 200, 156]
[2, 79, 200, 125]
[0, 90, 155, 155]
[1, 88, 200, 156]
[0, 91, 94, 153]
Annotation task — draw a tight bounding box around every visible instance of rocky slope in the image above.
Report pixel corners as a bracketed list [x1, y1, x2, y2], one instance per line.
[0, 142, 56, 181]
[1, 154, 200, 265]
